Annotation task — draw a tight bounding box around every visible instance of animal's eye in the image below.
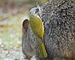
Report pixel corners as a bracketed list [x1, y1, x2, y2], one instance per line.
[35, 8, 39, 13]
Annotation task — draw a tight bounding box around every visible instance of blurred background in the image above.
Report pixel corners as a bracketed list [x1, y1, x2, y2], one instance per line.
[0, 0, 48, 60]
[0, 0, 36, 60]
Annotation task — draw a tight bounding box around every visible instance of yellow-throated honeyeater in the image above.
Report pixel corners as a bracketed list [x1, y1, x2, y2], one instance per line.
[29, 7, 47, 58]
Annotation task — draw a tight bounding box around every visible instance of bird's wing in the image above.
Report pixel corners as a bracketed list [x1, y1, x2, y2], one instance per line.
[29, 16, 44, 40]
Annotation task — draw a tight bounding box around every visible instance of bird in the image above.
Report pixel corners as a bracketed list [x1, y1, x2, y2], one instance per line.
[29, 7, 48, 58]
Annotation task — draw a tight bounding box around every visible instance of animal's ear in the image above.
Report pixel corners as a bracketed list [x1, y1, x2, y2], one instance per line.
[22, 19, 29, 32]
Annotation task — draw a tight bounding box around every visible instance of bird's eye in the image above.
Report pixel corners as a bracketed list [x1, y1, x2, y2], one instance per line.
[35, 8, 39, 14]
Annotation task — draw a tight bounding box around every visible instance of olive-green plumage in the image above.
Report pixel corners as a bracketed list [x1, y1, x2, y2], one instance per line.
[29, 14, 47, 58]
[30, 15, 43, 40]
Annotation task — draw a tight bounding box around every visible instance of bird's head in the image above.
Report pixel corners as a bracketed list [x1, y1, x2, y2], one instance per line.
[30, 5, 42, 18]
[30, 8, 39, 16]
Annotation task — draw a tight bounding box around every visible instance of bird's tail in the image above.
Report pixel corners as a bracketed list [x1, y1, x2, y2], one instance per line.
[37, 39, 47, 58]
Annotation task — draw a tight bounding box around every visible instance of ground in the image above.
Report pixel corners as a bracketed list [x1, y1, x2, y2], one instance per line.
[0, 6, 36, 60]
